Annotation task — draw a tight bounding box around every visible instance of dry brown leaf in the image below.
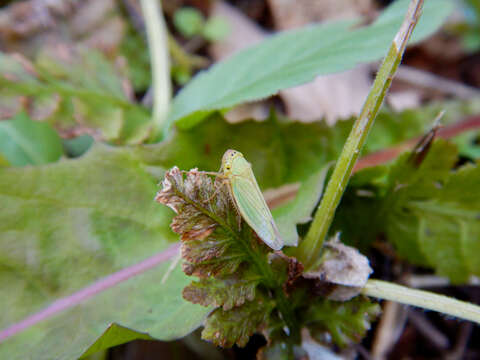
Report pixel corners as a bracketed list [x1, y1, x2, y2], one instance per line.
[267, 0, 373, 29]
[303, 238, 373, 301]
[279, 67, 372, 125]
[267, 0, 375, 125]
[387, 90, 421, 112]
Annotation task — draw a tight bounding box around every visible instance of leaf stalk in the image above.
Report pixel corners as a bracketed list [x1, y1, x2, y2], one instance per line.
[363, 280, 480, 325]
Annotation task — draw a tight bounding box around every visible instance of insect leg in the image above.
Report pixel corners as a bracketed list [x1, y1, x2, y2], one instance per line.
[202, 178, 229, 203]
[179, 170, 223, 176]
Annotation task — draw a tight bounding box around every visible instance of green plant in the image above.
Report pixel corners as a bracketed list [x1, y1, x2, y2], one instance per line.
[1, 0, 480, 358]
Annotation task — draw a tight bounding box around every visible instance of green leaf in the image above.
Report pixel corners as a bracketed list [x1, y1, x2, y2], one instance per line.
[382, 140, 460, 268]
[174, 7, 206, 38]
[0, 112, 63, 166]
[80, 324, 153, 358]
[0, 50, 151, 145]
[335, 140, 480, 283]
[272, 164, 331, 246]
[0, 153, 9, 167]
[183, 271, 259, 311]
[202, 295, 275, 347]
[63, 135, 94, 158]
[0, 144, 211, 358]
[304, 297, 380, 348]
[1, 263, 209, 360]
[402, 161, 480, 283]
[167, 0, 454, 131]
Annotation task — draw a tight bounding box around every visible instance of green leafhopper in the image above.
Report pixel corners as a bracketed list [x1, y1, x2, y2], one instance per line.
[220, 149, 283, 250]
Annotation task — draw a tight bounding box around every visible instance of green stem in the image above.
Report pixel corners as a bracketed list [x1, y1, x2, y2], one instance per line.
[140, 0, 171, 141]
[363, 279, 480, 325]
[297, 0, 425, 270]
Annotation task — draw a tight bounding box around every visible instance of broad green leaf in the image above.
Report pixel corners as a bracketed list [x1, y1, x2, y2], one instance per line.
[382, 140, 462, 270]
[0, 112, 63, 166]
[272, 164, 331, 246]
[0, 144, 210, 359]
[167, 0, 454, 131]
[1, 264, 209, 360]
[405, 161, 480, 282]
[80, 324, 153, 358]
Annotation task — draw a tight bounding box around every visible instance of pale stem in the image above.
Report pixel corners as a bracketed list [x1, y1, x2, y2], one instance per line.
[297, 0, 424, 270]
[363, 280, 480, 325]
[140, 0, 171, 140]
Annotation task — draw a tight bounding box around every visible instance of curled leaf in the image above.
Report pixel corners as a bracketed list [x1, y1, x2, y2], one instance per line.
[156, 167, 246, 277]
[304, 239, 372, 301]
[202, 295, 275, 347]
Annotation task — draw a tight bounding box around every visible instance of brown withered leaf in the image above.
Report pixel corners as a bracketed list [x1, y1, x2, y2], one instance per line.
[183, 267, 259, 311]
[156, 167, 246, 277]
[202, 294, 275, 348]
[303, 239, 372, 301]
[157, 166, 281, 348]
[268, 251, 304, 294]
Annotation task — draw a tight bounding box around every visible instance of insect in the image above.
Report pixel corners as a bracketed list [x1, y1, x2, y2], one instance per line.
[218, 149, 284, 251]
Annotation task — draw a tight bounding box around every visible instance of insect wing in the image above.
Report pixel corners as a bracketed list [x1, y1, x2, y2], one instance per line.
[230, 171, 283, 250]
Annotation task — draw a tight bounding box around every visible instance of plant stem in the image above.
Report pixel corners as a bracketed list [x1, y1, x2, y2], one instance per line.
[297, 0, 424, 270]
[363, 280, 480, 325]
[140, 0, 171, 141]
